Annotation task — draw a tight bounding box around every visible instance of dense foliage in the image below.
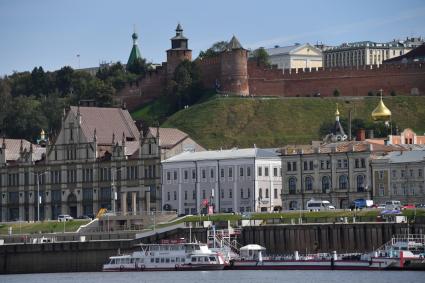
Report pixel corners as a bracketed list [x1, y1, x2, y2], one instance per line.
[0, 61, 149, 141]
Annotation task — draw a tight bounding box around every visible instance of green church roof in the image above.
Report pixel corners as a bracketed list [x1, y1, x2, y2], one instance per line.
[127, 32, 142, 66]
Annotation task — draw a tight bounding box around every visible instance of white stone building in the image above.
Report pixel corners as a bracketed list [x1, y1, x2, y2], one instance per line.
[265, 43, 323, 71]
[323, 38, 423, 68]
[161, 148, 282, 215]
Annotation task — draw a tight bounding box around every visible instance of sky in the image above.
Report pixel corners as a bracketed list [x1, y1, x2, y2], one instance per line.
[0, 0, 424, 76]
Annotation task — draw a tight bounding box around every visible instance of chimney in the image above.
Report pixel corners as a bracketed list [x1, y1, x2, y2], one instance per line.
[356, 129, 366, 141]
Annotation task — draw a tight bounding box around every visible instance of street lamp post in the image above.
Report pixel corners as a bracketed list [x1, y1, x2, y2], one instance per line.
[34, 170, 49, 222]
[111, 167, 124, 214]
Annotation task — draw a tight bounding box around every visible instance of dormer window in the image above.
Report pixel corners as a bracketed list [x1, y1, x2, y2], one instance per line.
[69, 123, 74, 141]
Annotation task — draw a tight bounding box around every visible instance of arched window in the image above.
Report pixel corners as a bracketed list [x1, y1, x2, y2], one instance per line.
[339, 175, 348, 190]
[322, 176, 330, 193]
[305, 176, 313, 191]
[288, 177, 297, 194]
[356, 175, 365, 192]
[259, 188, 263, 198]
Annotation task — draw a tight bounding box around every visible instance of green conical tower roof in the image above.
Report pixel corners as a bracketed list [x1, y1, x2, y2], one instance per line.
[127, 32, 142, 66]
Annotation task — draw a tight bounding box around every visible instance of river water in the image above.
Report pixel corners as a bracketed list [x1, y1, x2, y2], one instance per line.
[1, 270, 423, 283]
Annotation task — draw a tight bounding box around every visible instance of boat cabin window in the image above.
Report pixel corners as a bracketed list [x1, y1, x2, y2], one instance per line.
[176, 257, 180, 262]
[166, 258, 170, 263]
[171, 258, 175, 263]
[192, 257, 197, 262]
[109, 259, 116, 264]
[155, 258, 160, 263]
[209, 256, 216, 262]
[181, 258, 185, 263]
[161, 258, 165, 263]
[151, 258, 154, 263]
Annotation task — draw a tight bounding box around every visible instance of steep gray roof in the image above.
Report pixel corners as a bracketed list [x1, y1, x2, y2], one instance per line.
[227, 36, 244, 50]
[162, 148, 280, 163]
[380, 150, 425, 163]
[69, 106, 140, 144]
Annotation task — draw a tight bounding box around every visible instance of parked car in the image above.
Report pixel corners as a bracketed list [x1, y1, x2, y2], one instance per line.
[385, 200, 402, 210]
[401, 204, 416, 210]
[306, 199, 335, 211]
[350, 199, 374, 209]
[58, 214, 73, 222]
[372, 203, 386, 209]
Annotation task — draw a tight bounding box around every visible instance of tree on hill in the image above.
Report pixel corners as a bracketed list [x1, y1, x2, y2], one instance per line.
[250, 47, 271, 67]
[198, 41, 229, 59]
[55, 66, 74, 96]
[126, 57, 152, 77]
[164, 60, 203, 112]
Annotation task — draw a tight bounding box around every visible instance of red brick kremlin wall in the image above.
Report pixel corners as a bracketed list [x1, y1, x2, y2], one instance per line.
[248, 62, 425, 97]
[118, 57, 425, 111]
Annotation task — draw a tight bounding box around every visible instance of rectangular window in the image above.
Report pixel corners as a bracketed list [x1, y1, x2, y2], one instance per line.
[174, 171, 177, 180]
[247, 167, 251, 177]
[309, 161, 313, 170]
[287, 162, 291, 171]
[221, 189, 224, 199]
[273, 167, 278, 177]
[202, 169, 206, 179]
[401, 170, 405, 178]
[326, 160, 330, 169]
[184, 170, 188, 180]
[220, 168, 224, 178]
[303, 161, 308, 171]
[174, 191, 177, 201]
[192, 169, 196, 179]
[258, 166, 262, 176]
[202, 190, 206, 199]
[167, 172, 171, 181]
[240, 189, 243, 198]
[419, 169, 423, 177]
[392, 170, 397, 178]
[361, 158, 366, 168]
[229, 189, 232, 198]
[184, 191, 188, 200]
[274, 188, 278, 199]
[320, 160, 325, 170]
[240, 167, 244, 177]
[264, 167, 269, 177]
[355, 159, 360, 168]
[292, 162, 297, 171]
[343, 160, 348, 168]
[228, 168, 233, 178]
[192, 190, 196, 200]
[210, 169, 214, 179]
[337, 160, 342, 168]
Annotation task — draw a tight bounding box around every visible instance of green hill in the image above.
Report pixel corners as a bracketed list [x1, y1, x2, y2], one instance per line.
[158, 96, 425, 149]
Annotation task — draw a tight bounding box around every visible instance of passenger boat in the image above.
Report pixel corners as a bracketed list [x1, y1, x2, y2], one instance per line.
[228, 245, 388, 270]
[228, 234, 425, 271]
[102, 239, 227, 272]
[367, 234, 425, 270]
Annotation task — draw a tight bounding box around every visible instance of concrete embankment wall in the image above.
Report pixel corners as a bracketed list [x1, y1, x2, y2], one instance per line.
[1, 223, 424, 274]
[0, 228, 206, 274]
[240, 223, 425, 254]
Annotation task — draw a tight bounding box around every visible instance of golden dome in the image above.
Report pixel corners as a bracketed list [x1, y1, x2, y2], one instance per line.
[371, 96, 391, 121]
[335, 103, 340, 116]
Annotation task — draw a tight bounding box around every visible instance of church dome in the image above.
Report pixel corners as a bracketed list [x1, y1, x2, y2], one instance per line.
[371, 96, 391, 121]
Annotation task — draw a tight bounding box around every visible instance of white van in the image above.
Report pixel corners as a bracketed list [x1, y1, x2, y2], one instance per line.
[58, 214, 73, 222]
[385, 200, 401, 210]
[306, 200, 336, 211]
